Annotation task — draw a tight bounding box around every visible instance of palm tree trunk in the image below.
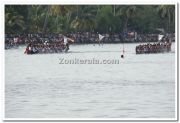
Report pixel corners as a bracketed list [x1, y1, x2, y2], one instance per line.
[65, 12, 72, 32]
[113, 5, 116, 16]
[55, 16, 59, 32]
[96, 5, 99, 16]
[124, 18, 128, 32]
[25, 6, 31, 33]
[43, 6, 50, 33]
[77, 5, 79, 18]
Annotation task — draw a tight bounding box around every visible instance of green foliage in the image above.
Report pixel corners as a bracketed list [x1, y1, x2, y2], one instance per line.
[96, 6, 114, 33]
[71, 5, 97, 32]
[5, 5, 175, 34]
[5, 6, 25, 33]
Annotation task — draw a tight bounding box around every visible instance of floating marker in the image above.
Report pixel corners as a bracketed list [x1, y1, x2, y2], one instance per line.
[121, 54, 124, 58]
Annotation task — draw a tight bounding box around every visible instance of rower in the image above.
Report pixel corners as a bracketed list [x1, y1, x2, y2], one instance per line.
[63, 34, 74, 52]
[98, 34, 105, 46]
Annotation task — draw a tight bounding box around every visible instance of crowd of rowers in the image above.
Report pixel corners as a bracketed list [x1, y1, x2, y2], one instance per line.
[135, 39, 172, 54]
[24, 35, 74, 54]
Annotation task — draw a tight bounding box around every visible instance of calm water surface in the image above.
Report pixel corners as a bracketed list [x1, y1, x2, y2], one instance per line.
[5, 43, 175, 118]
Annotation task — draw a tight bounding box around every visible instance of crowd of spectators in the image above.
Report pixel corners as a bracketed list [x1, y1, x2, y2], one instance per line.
[5, 32, 175, 49]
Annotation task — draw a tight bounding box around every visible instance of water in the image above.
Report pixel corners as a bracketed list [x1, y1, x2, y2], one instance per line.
[5, 43, 175, 118]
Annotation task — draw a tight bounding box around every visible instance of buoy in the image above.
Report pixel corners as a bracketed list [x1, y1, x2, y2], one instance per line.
[121, 54, 124, 58]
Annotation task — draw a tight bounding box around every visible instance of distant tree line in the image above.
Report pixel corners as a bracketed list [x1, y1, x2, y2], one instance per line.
[5, 5, 175, 34]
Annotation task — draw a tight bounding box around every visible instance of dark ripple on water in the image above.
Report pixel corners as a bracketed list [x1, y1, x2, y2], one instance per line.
[86, 80, 173, 87]
[70, 109, 90, 112]
[114, 108, 137, 111]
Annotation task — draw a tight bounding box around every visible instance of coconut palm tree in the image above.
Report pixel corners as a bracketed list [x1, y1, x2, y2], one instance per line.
[27, 5, 46, 33]
[50, 5, 64, 33]
[157, 5, 175, 32]
[5, 12, 25, 33]
[118, 5, 137, 32]
[70, 5, 97, 32]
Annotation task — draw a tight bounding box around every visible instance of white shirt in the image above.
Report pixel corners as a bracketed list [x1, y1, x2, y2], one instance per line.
[28, 46, 32, 51]
[98, 34, 105, 41]
[14, 38, 18, 43]
[64, 37, 68, 45]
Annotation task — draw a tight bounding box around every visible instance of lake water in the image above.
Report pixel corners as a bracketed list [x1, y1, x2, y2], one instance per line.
[5, 43, 175, 118]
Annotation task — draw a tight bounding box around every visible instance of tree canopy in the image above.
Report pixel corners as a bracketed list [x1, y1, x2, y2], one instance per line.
[5, 5, 175, 34]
